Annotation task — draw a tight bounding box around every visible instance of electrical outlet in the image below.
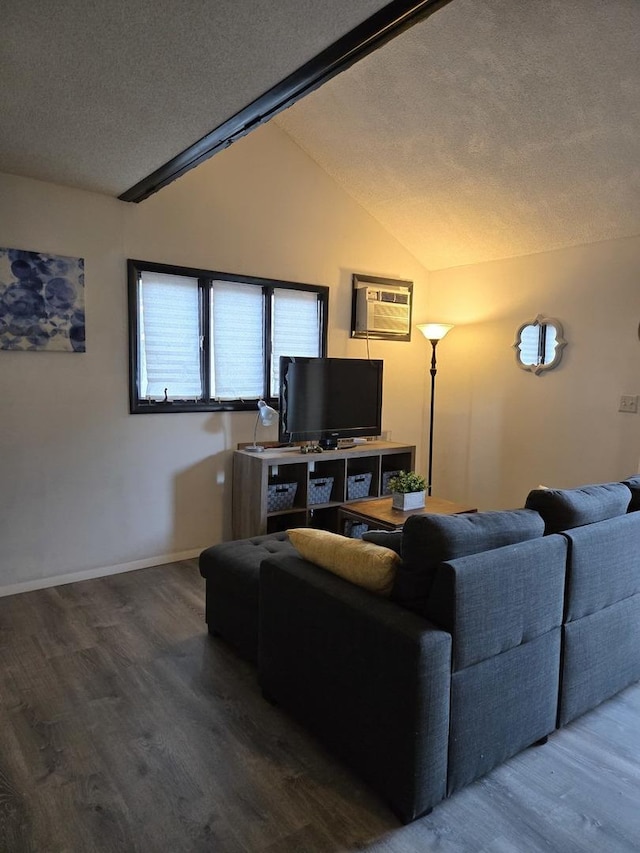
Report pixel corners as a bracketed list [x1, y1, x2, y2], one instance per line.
[619, 395, 638, 413]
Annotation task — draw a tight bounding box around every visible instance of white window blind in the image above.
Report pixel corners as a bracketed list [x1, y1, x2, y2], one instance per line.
[270, 289, 321, 396]
[129, 259, 327, 412]
[210, 281, 264, 399]
[138, 272, 202, 399]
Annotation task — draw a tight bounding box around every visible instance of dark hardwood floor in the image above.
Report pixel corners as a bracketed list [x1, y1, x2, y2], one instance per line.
[1, 560, 639, 852]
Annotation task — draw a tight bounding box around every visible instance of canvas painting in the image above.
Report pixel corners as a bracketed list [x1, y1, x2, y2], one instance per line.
[0, 247, 85, 352]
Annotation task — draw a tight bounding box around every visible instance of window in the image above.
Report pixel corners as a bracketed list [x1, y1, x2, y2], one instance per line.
[128, 260, 328, 413]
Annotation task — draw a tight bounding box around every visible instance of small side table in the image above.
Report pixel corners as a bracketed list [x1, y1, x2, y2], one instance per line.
[338, 495, 476, 535]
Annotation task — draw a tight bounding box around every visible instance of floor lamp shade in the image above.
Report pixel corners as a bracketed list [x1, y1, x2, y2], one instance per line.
[417, 323, 453, 342]
[418, 323, 454, 495]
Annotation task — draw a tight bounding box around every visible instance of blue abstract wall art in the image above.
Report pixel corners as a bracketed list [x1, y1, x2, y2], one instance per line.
[0, 247, 85, 352]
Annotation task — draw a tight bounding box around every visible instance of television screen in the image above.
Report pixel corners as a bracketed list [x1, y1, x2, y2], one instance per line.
[279, 357, 383, 448]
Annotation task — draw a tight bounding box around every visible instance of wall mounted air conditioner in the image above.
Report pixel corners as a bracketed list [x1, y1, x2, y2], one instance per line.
[351, 274, 413, 341]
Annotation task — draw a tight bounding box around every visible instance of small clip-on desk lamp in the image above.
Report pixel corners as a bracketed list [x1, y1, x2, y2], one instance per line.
[245, 399, 278, 452]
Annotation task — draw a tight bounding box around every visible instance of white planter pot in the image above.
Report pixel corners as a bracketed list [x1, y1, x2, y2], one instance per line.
[392, 490, 426, 511]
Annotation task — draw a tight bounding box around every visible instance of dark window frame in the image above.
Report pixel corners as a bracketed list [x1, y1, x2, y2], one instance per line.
[127, 259, 328, 414]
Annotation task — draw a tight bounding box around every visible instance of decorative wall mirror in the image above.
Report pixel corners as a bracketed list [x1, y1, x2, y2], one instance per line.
[513, 314, 567, 375]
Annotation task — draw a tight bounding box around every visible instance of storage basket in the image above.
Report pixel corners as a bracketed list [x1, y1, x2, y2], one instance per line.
[382, 470, 401, 495]
[344, 520, 369, 539]
[347, 472, 372, 500]
[308, 476, 334, 505]
[267, 480, 298, 512]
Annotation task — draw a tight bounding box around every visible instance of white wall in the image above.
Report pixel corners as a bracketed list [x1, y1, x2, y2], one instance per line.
[429, 235, 640, 510]
[0, 123, 431, 593]
[6, 118, 634, 593]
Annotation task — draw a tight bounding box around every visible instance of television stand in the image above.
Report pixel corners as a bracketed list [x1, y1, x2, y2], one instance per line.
[232, 440, 416, 539]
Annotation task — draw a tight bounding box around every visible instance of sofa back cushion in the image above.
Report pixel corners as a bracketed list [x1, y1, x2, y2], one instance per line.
[393, 509, 544, 613]
[525, 483, 631, 534]
[622, 476, 640, 512]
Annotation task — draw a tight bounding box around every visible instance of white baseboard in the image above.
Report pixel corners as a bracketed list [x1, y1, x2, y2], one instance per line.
[0, 548, 202, 599]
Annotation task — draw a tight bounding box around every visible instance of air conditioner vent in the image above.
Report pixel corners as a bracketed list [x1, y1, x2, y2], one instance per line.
[354, 285, 412, 336]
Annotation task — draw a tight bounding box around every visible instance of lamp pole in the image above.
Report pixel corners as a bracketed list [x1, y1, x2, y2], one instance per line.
[427, 339, 438, 497]
[417, 324, 453, 497]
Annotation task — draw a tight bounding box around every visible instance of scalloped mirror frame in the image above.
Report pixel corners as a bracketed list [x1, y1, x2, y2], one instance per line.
[513, 314, 567, 375]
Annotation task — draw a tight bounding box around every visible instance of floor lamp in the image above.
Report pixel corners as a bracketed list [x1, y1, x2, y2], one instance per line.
[417, 323, 454, 496]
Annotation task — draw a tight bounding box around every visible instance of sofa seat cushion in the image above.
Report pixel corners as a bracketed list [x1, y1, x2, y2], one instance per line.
[287, 528, 400, 596]
[394, 509, 545, 614]
[525, 482, 631, 534]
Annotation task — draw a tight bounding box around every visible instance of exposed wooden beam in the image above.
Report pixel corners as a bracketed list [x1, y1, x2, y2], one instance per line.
[119, 0, 454, 203]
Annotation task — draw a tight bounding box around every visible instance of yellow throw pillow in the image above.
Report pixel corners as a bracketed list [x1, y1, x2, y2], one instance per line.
[287, 528, 400, 596]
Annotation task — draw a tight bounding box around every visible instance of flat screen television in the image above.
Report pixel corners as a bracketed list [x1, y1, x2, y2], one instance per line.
[279, 356, 383, 449]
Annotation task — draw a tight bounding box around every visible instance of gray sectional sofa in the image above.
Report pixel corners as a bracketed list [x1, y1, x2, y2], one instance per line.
[199, 478, 640, 823]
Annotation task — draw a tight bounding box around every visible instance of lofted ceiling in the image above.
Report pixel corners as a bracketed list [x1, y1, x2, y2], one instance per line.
[275, 0, 640, 269]
[1, 0, 639, 270]
[0, 0, 393, 197]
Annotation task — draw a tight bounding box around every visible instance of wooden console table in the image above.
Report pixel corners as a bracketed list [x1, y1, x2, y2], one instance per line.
[338, 495, 477, 534]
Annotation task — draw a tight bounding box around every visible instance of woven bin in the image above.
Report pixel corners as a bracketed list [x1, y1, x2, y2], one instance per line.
[308, 476, 334, 505]
[345, 521, 369, 539]
[347, 472, 372, 500]
[382, 470, 401, 495]
[267, 480, 298, 512]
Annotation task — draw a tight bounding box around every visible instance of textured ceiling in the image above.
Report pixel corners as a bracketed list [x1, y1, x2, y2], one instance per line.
[275, 0, 640, 269]
[0, 0, 390, 196]
[1, 1, 638, 269]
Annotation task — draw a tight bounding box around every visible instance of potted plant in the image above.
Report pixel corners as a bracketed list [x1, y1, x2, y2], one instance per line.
[387, 470, 427, 511]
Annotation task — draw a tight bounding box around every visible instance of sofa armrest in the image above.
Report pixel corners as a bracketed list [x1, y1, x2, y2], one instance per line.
[258, 553, 451, 823]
